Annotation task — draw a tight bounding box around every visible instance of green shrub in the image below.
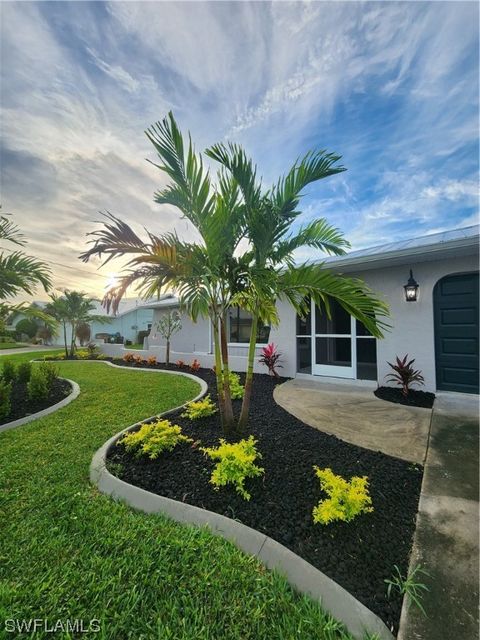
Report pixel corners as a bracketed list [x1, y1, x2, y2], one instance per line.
[17, 361, 32, 384]
[119, 419, 193, 460]
[312, 467, 373, 525]
[39, 361, 58, 388]
[15, 318, 38, 339]
[2, 360, 16, 384]
[228, 372, 244, 400]
[181, 394, 217, 420]
[0, 379, 12, 419]
[201, 436, 264, 500]
[27, 367, 50, 402]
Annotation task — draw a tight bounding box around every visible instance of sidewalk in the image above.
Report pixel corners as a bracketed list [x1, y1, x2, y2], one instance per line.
[398, 392, 479, 640]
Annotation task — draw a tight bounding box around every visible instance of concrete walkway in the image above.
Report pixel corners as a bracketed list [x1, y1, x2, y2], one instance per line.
[274, 378, 432, 463]
[398, 392, 479, 640]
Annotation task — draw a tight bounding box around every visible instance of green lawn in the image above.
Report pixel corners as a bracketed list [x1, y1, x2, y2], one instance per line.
[125, 343, 144, 350]
[0, 352, 359, 640]
[0, 342, 25, 349]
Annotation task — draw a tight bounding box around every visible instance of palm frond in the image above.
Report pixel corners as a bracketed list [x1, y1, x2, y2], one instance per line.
[277, 263, 390, 338]
[0, 251, 52, 298]
[270, 218, 350, 263]
[146, 112, 216, 229]
[271, 150, 346, 217]
[0, 214, 25, 246]
[205, 142, 262, 210]
[80, 212, 149, 266]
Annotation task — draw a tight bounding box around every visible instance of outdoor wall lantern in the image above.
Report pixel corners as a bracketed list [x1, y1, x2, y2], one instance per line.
[404, 269, 419, 302]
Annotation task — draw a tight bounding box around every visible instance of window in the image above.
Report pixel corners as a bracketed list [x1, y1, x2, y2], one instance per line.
[228, 308, 270, 344]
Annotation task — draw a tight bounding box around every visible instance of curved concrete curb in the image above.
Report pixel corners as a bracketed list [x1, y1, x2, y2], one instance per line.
[90, 400, 394, 640]
[0, 378, 80, 434]
[34, 358, 209, 397]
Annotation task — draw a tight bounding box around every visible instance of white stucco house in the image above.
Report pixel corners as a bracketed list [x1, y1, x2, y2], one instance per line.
[99, 225, 479, 395]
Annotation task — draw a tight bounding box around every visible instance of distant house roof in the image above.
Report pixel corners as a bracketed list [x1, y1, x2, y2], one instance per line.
[321, 224, 479, 272]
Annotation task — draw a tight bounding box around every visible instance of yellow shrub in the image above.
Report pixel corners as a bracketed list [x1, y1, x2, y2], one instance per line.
[201, 436, 264, 500]
[119, 419, 192, 460]
[181, 394, 217, 420]
[312, 467, 373, 525]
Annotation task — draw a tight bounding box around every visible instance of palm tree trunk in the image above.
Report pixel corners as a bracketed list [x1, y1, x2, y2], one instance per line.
[70, 322, 76, 358]
[166, 339, 170, 365]
[212, 317, 226, 429]
[238, 313, 258, 430]
[220, 313, 234, 430]
[63, 321, 68, 359]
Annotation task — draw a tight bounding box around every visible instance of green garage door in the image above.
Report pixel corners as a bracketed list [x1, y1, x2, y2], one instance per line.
[434, 272, 479, 394]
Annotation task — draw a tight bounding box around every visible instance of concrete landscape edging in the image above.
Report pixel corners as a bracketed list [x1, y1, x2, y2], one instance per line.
[0, 378, 80, 434]
[90, 378, 395, 640]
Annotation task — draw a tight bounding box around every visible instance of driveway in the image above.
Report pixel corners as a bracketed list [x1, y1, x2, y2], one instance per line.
[398, 392, 479, 640]
[274, 378, 432, 464]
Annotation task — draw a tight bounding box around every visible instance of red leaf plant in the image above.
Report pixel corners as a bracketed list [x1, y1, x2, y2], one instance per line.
[259, 343, 283, 378]
[385, 354, 425, 396]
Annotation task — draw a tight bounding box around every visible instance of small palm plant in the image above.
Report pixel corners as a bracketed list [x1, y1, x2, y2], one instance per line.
[385, 354, 425, 396]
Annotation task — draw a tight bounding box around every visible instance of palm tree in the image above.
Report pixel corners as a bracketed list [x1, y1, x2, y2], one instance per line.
[81, 114, 246, 433]
[205, 143, 389, 428]
[46, 291, 109, 357]
[0, 210, 52, 321]
[80, 112, 389, 434]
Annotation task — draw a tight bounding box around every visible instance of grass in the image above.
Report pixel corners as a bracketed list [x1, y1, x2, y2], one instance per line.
[0, 342, 25, 350]
[0, 351, 360, 640]
[125, 343, 144, 350]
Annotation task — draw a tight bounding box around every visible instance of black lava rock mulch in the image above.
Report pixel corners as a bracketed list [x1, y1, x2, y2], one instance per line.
[375, 385, 435, 409]
[107, 364, 423, 633]
[2, 378, 72, 425]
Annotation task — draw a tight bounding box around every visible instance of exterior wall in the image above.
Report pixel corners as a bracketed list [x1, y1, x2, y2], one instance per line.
[90, 308, 153, 343]
[351, 254, 478, 392]
[98, 252, 478, 392]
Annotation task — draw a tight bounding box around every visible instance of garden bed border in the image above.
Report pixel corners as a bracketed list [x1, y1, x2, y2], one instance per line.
[0, 378, 80, 434]
[89, 363, 394, 640]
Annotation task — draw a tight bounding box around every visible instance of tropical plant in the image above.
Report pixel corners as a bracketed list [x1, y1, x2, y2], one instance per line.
[227, 371, 244, 400]
[189, 358, 201, 372]
[155, 310, 181, 364]
[385, 354, 425, 396]
[0, 210, 52, 323]
[385, 564, 430, 615]
[201, 436, 264, 500]
[312, 467, 373, 525]
[80, 112, 389, 434]
[181, 394, 217, 420]
[45, 291, 109, 358]
[205, 141, 390, 429]
[119, 419, 192, 460]
[36, 324, 53, 345]
[259, 343, 283, 378]
[75, 321, 91, 346]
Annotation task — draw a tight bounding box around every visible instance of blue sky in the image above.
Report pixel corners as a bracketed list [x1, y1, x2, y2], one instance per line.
[1, 1, 478, 297]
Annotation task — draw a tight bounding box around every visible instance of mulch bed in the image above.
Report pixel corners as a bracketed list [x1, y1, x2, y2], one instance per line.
[375, 386, 435, 409]
[105, 360, 423, 634]
[2, 378, 72, 425]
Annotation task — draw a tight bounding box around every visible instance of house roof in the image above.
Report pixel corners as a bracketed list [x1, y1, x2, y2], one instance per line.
[321, 224, 479, 272]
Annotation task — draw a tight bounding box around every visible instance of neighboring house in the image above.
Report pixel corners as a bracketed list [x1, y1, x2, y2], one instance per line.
[100, 225, 480, 395]
[89, 300, 155, 343]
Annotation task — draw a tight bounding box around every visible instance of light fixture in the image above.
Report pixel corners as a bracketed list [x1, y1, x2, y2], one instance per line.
[404, 269, 419, 302]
